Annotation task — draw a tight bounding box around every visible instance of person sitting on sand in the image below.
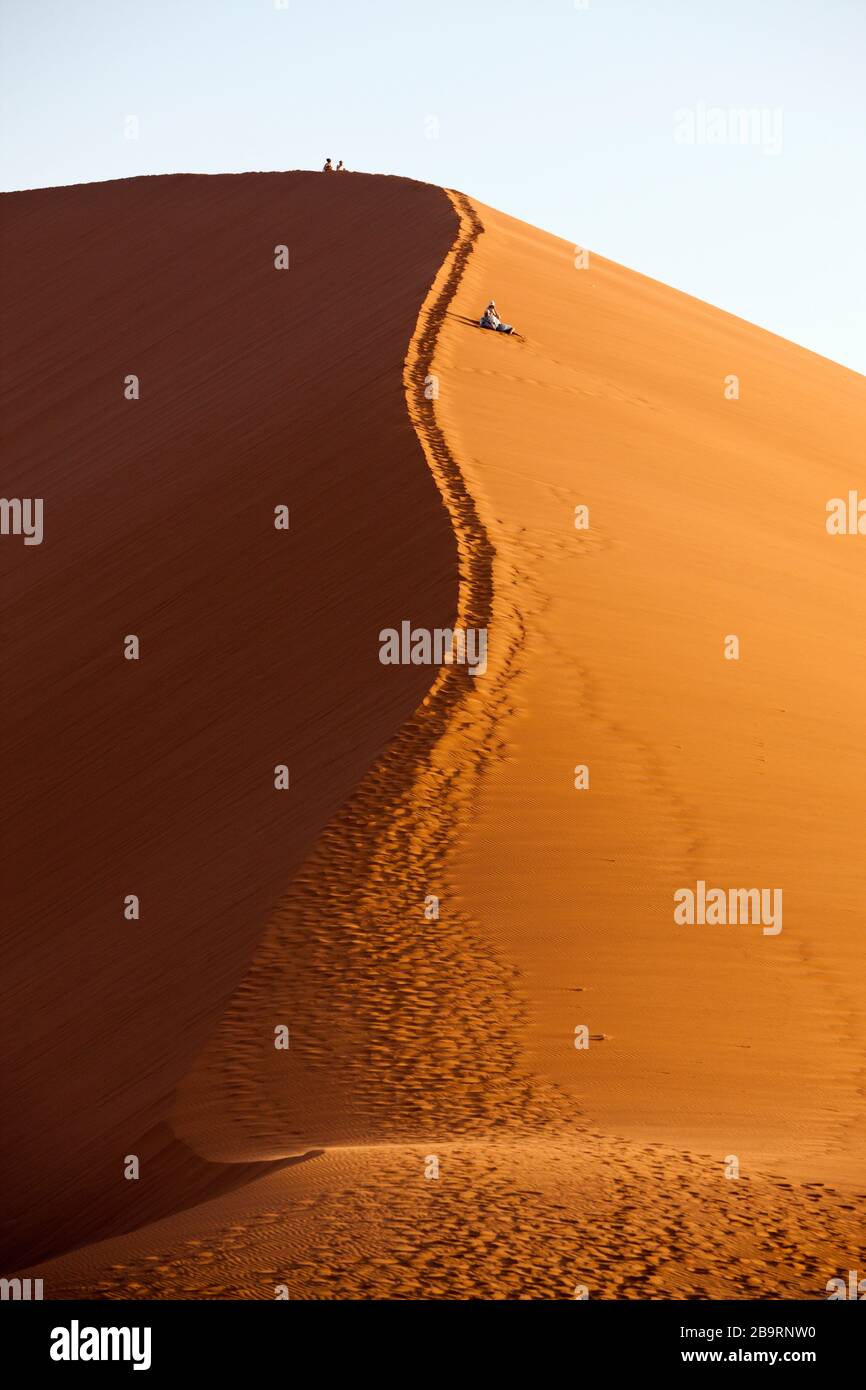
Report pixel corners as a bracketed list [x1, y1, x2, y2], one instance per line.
[480, 300, 516, 334]
[336, 159, 347, 172]
[323, 157, 334, 172]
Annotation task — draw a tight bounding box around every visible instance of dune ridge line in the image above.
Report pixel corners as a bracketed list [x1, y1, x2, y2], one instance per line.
[402, 191, 492, 666]
[170, 186, 560, 1164]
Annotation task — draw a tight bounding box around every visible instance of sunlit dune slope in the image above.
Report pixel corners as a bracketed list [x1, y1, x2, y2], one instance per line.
[435, 196, 866, 1184]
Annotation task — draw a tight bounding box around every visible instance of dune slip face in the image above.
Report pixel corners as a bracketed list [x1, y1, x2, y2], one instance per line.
[0, 171, 460, 1269]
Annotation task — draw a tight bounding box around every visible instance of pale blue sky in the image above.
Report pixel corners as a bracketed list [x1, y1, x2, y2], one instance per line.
[2, 0, 863, 374]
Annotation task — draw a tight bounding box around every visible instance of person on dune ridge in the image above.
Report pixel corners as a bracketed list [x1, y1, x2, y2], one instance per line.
[323, 157, 334, 172]
[480, 300, 517, 335]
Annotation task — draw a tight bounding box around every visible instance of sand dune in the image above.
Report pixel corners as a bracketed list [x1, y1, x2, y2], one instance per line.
[6, 173, 866, 1296]
[0, 171, 458, 1268]
[436, 197, 866, 1188]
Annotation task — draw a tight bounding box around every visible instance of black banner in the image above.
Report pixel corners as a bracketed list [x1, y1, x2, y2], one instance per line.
[2, 1298, 860, 1376]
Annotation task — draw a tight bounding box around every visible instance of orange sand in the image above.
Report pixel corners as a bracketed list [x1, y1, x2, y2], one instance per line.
[0, 172, 458, 1269]
[436, 197, 866, 1187]
[8, 175, 866, 1298]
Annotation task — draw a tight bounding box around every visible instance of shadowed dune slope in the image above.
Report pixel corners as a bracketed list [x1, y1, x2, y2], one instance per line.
[0, 171, 459, 1268]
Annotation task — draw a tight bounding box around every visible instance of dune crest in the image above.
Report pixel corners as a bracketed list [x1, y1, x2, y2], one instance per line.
[170, 190, 558, 1159]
